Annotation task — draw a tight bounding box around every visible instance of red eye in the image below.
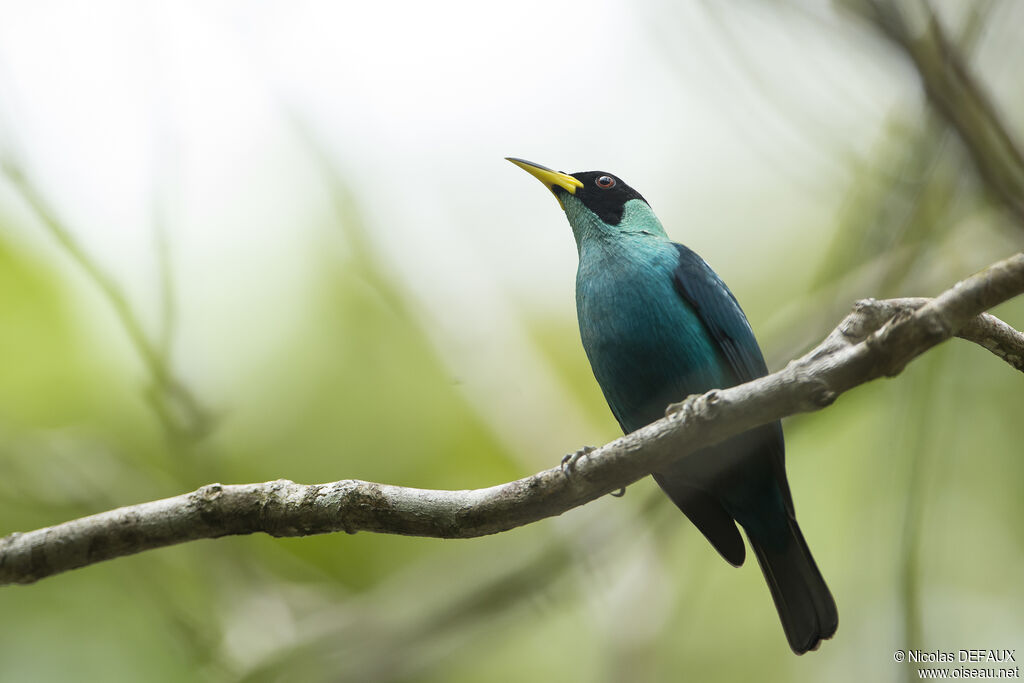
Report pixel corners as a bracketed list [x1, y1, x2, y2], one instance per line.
[596, 175, 615, 189]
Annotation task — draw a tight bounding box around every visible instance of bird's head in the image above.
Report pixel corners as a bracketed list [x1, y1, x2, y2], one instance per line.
[506, 157, 667, 250]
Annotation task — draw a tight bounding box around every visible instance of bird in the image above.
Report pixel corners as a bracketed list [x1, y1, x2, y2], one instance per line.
[507, 157, 838, 654]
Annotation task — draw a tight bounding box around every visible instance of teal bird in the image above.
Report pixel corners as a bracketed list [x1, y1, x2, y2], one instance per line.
[508, 157, 837, 654]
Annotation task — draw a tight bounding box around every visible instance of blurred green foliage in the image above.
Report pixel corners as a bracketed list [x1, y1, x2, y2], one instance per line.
[2, 1, 1024, 682]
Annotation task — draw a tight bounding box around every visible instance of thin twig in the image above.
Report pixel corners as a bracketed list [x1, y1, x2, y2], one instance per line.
[0, 159, 213, 444]
[853, 0, 1024, 226]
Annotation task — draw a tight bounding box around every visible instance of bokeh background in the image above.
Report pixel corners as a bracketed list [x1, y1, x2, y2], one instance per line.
[1, 1, 1022, 681]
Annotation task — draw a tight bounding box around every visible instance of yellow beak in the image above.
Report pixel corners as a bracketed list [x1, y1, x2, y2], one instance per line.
[506, 158, 583, 207]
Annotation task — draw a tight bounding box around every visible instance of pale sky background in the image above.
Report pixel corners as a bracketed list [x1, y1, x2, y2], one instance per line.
[1, 0, 1002, 458]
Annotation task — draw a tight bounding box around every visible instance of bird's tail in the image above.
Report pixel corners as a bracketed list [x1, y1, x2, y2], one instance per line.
[747, 516, 838, 654]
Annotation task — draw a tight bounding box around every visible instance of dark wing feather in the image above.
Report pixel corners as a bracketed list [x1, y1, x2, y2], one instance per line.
[670, 243, 793, 516]
[671, 243, 768, 384]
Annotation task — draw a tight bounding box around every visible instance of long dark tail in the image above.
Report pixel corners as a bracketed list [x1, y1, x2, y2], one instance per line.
[748, 515, 838, 654]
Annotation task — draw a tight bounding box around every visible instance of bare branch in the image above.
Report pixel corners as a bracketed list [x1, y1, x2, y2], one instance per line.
[1, 253, 1022, 586]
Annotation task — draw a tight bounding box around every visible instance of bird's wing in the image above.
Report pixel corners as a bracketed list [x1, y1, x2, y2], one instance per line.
[671, 243, 793, 516]
[670, 243, 768, 384]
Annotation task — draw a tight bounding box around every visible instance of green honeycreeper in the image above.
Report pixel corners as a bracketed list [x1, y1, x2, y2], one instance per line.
[508, 158, 838, 654]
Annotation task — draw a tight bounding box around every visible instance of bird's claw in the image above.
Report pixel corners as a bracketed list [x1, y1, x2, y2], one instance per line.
[560, 447, 625, 498]
[561, 445, 595, 476]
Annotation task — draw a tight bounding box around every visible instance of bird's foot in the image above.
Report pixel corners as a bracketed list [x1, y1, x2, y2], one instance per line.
[561, 445, 595, 476]
[665, 395, 696, 418]
[560, 446, 625, 498]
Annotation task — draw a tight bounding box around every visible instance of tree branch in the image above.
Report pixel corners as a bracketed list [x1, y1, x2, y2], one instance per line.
[2, 252, 1023, 586]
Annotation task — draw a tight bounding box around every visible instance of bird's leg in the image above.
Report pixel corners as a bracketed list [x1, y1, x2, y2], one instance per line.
[560, 445, 595, 476]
